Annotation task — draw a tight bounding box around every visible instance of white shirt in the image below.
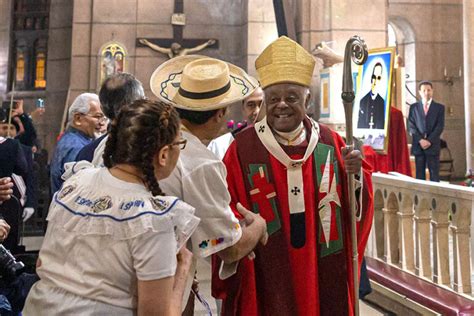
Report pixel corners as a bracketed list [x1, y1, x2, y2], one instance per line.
[91, 135, 108, 167]
[208, 132, 234, 160]
[161, 130, 242, 258]
[24, 167, 199, 315]
[160, 130, 242, 304]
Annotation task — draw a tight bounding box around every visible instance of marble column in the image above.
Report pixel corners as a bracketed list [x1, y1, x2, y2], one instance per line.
[246, 0, 278, 77]
[463, 0, 474, 173]
[44, 0, 74, 153]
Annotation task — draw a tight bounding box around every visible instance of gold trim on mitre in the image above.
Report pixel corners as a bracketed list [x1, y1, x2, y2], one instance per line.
[255, 36, 315, 88]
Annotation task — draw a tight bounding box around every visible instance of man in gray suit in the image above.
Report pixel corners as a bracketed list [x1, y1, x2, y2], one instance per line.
[408, 81, 445, 182]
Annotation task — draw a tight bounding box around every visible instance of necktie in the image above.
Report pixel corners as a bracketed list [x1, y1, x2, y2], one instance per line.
[424, 103, 429, 115]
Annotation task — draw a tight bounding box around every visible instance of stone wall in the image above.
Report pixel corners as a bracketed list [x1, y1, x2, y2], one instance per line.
[295, 0, 387, 122]
[0, 0, 73, 156]
[43, 0, 74, 154]
[0, 0, 12, 97]
[69, 0, 248, 132]
[389, 0, 465, 177]
[70, 0, 247, 98]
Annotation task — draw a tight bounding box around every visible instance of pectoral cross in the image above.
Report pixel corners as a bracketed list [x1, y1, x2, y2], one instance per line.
[368, 114, 374, 129]
[136, 0, 219, 59]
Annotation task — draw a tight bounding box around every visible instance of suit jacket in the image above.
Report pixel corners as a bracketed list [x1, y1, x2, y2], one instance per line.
[408, 100, 445, 156]
[75, 134, 107, 162]
[357, 92, 385, 129]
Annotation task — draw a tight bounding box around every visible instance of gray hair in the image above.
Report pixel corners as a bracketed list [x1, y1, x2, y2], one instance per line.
[68, 93, 100, 125]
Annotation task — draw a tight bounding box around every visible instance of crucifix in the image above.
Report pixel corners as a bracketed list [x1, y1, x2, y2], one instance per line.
[137, 0, 218, 59]
[368, 114, 374, 129]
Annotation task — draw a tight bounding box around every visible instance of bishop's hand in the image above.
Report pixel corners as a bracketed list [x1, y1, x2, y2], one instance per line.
[341, 147, 362, 174]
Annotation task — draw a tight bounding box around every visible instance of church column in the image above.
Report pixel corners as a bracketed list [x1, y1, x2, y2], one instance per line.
[0, 0, 12, 97]
[245, 0, 278, 78]
[44, 0, 74, 153]
[463, 0, 474, 173]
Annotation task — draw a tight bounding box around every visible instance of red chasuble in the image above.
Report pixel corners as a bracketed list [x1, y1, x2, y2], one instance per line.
[212, 119, 373, 316]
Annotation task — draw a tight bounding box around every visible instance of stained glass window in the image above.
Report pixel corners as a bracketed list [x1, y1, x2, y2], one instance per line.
[15, 51, 25, 83]
[99, 42, 127, 86]
[35, 52, 46, 88]
[10, 0, 50, 91]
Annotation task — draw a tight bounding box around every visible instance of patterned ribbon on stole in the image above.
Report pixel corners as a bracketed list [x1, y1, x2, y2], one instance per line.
[254, 116, 319, 248]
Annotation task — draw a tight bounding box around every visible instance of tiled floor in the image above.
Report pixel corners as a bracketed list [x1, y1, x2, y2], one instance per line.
[194, 258, 383, 316]
[23, 237, 383, 315]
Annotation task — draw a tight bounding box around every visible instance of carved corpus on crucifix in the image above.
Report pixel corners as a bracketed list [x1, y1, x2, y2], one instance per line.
[136, 0, 218, 59]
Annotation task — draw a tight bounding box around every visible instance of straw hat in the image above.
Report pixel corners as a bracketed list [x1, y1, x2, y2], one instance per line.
[255, 36, 315, 88]
[150, 55, 259, 111]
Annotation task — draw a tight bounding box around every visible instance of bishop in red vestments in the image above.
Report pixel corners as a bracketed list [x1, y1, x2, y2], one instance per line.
[212, 36, 374, 316]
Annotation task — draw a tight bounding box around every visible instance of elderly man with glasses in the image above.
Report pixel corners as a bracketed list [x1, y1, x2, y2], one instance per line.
[50, 93, 105, 194]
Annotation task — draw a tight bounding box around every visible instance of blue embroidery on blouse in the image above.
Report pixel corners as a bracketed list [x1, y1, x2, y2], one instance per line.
[119, 200, 145, 211]
[54, 194, 178, 221]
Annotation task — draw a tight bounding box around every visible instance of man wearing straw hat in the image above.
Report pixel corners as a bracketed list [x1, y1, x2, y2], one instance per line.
[213, 36, 374, 315]
[150, 56, 269, 312]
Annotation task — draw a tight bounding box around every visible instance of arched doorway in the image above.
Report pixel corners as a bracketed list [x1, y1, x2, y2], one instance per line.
[387, 18, 417, 114]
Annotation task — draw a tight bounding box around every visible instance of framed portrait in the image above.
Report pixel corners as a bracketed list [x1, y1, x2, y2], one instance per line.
[353, 47, 395, 153]
[320, 70, 330, 118]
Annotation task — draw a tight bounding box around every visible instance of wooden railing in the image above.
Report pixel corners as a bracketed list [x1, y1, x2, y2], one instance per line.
[366, 172, 474, 297]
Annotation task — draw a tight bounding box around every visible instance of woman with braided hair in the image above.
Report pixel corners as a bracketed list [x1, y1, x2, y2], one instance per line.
[24, 99, 199, 316]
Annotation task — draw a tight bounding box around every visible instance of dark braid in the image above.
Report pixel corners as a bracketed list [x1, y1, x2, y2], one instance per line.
[103, 99, 180, 196]
[141, 134, 163, 196]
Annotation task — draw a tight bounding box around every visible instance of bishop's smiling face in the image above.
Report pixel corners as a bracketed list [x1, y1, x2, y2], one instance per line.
[264, 83, 310, 133]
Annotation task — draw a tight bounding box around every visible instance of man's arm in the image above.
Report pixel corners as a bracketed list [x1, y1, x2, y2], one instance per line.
[426, 104, 445, 144]
[186, 39, 216, 54]
[183, 147, 266, 264]
[217, 203, 267, 264]
[407, 105, 423, 137]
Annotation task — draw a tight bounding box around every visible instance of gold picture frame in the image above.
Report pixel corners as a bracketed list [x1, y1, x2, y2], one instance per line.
[353, 47, 396, 153]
